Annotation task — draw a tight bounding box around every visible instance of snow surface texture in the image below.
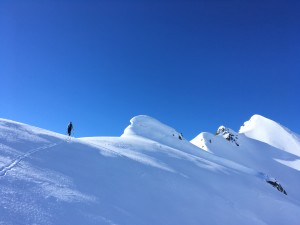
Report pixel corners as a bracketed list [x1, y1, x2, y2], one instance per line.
[1, 115, 300, 225]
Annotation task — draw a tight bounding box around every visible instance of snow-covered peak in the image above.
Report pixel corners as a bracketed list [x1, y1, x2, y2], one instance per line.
[239, 114, 300, 157]
[216, 126, 239, 146]
[239, 114, 277, 133]
[190, 132, 213, 151]
[216, 126, 237, 135]
[122, 115, 184, 144]
[191, 126, 240, 153]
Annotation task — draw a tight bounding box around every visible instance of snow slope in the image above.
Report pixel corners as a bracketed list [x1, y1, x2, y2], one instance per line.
[1, 116, 300, 225]
[239, 114, 300, 157]
[191, 114, 300, 199]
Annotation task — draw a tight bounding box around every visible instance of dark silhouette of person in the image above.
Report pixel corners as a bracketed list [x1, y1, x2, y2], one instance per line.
[67, 122, 73, 136]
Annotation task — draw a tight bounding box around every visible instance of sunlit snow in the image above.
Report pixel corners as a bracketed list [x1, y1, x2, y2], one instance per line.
[1, 115, 300, 225]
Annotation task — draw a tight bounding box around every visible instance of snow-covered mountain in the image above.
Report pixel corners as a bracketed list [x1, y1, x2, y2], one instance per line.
[239, 114, 300, 157]
[1, 115, 300, 225]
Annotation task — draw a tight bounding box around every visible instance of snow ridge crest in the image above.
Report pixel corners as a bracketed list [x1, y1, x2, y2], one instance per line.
[122, 115, 184, 144]
[239, 114, 300, 157]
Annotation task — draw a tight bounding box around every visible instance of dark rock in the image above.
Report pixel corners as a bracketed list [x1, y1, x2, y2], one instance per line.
[215, 126, 239, 146]
[266, 180, 287, 195]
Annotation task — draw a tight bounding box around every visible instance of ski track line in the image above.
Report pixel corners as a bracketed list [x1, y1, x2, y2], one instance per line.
[0, 141, 64, 177]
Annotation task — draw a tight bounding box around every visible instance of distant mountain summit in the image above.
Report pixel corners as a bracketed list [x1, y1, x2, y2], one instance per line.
[192, 114, 300, 158]
[239, 114, 300, 157]
[216, 126, 240, 146]
[190, 125, 240, 152]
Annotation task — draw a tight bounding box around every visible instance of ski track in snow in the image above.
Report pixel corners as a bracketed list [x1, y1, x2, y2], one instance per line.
[0, 141, 63, 177]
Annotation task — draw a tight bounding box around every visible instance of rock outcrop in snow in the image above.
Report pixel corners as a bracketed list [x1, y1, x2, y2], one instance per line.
[216, 126, 239, 146]
[192, 114, 300, 198]
[266, 178, 287, 195]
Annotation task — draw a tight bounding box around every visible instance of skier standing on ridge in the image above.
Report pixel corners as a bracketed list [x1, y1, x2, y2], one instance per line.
[67, 122, 73, 136]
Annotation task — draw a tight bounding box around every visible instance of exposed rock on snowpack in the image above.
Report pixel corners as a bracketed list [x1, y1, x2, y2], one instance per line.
[216, 126, 239, 146]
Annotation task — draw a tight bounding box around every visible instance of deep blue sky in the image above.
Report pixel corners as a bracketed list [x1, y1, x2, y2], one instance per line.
[1, 0, 299, 140]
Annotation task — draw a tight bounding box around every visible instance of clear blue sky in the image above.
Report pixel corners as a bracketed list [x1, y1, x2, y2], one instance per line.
[1, 0, 299, 140]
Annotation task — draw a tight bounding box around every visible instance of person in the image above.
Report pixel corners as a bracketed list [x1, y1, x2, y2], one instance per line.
[67, 122, 73, 136]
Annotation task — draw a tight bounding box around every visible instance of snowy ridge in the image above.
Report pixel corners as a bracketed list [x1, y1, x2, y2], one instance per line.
[1, 116, 300, 224]
[193, 115, 300, 200]
[239, 114, 300, 157]
[190, 132, 213, 151]
[122, 115, 185, 146]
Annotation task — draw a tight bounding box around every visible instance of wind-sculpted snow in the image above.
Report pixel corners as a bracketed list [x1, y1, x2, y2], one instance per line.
[239, 114, 300, 157]
[1, 116, 300, 225]
[122, 115, 186, 149]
